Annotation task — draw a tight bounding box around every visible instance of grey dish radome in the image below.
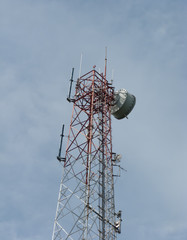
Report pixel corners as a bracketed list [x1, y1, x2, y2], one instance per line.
[111, 89, 136, 120]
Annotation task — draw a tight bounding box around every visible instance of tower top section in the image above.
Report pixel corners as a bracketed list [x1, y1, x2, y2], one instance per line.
[67, 66, 136, 120]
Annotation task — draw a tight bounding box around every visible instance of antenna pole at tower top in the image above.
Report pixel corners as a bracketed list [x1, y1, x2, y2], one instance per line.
[105, 47, 107, 79]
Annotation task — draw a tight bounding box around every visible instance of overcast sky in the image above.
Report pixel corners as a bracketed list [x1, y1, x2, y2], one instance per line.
[0, 0, 186, 239]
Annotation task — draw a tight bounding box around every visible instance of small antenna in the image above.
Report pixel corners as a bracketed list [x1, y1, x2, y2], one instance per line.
[111, 69, 114, 84]
[79, 53, 83, 79]
[67, 68, 74, 102]
[57, 124, 66, 162]
[105, 47, 107, 79]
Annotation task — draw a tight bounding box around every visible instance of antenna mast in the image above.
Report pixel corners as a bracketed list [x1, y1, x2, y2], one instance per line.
[105, 47, 107, 79]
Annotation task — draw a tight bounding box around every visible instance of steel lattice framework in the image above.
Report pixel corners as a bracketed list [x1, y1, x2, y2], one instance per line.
[52, 67, 121, 240]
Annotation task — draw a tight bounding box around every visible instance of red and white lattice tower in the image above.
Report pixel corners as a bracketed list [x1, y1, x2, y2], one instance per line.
[52, 61, 135, 240]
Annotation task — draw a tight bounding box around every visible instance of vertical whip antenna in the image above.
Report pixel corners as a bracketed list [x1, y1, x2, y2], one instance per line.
[67, 68, 74, 102]
[111, 69, 114, 84]
[57, 124, 65, 162]
[105, 47, 107, 79]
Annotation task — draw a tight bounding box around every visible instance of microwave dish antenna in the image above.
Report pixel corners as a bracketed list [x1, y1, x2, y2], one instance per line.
[111, 89, 136, 119]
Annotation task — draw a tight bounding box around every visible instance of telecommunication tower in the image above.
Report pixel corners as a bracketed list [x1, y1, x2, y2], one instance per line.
[52, 57, 136, 240]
